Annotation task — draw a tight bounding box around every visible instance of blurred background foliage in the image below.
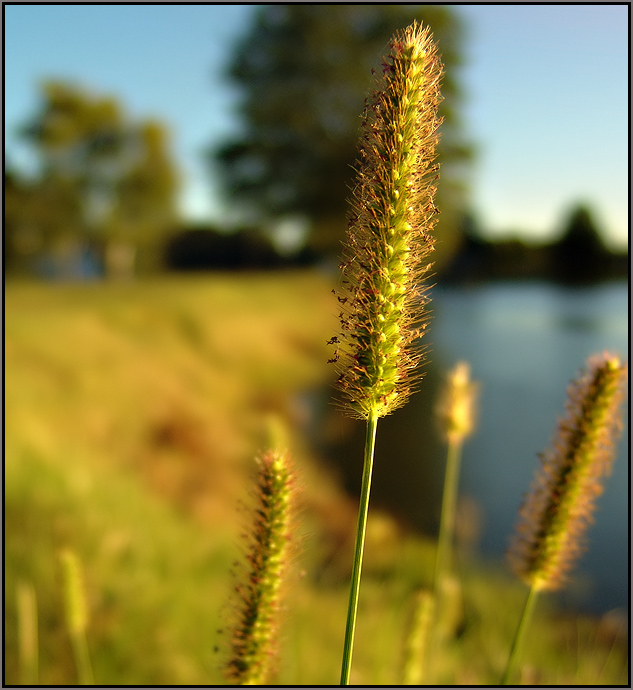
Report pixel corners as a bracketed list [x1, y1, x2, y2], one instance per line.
[5, 81, 179, 279]
[212, 4, 472, 267]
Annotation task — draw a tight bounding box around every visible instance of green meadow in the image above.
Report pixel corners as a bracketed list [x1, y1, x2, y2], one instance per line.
[4, 272, 628, 685]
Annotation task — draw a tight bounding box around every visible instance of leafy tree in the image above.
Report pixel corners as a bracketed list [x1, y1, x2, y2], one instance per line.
[109, 121, 180, 273]
[4, 161, 85, 275]
[16, 81, 179, 276]
[213, 4, 473, 266]
[5, 166, 33, 274]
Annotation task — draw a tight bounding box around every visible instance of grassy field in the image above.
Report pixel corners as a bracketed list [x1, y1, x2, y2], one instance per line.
[4, 271, 628, 685]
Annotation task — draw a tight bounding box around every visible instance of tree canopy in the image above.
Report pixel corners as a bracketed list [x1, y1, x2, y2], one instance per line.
[553, 204, 610, 282]
[7, 81, 179, 276]
[212, 5, 473, 264]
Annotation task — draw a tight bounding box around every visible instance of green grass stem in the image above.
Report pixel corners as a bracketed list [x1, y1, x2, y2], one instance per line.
[433, 438, 463, 593]
[340, 411, 378, 685]
[501, 584, 539, 685]
[60, 550, 94, 685]
[70, 632, 95, 686]
[401, 589, 435, 685]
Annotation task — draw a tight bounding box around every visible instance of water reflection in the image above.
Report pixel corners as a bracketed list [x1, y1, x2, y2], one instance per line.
[319, 280, 628, 614]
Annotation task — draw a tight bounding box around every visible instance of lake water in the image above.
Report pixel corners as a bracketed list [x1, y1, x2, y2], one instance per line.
[322, 280, 629, 615]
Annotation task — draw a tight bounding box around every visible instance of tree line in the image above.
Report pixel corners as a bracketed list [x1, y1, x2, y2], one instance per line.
[443, 206, 628, 284]
[4, 6, 626, 283]
[164, 204, 628, 284]
[5, 81, 178, 279]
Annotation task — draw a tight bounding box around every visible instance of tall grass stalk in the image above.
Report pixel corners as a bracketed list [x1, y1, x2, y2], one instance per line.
[501, 584, 539, 685]
[339, 412, 378, 684]
[503, 353, 628, 684]
[60, 549, 94, 686]
[16, 581, 38, 686]
[225, 449, 296, 685]
[406, 361, 477, 683]
[433, 362, 479, 595]
[330, 22, 443, 684]
[401, 588, 435, 685]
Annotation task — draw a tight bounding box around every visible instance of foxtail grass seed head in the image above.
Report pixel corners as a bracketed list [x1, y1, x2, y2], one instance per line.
[508, 353, 628, 591]
[436, 361, 479, 444]
[330, 22, 443, 420]
[225, 449, 296, 685]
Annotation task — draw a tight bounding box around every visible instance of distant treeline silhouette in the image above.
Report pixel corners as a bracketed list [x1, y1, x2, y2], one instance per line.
[165, 204, 627, 284]
[164, 225, 317, 271]
[442, 205, 628, 284]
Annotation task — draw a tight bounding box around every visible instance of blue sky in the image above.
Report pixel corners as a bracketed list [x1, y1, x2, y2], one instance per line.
[4, 4, 629, 249]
